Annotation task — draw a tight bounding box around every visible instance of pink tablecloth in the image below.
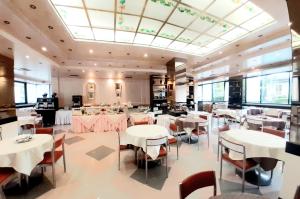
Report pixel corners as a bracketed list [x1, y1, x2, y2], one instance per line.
[71, 114, 127, 133]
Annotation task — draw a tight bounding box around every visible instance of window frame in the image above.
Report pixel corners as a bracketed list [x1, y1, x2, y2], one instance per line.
[14, 81, 27, 105]
[198, 80, 228, 103]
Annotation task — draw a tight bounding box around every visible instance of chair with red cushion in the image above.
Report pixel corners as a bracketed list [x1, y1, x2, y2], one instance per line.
[219, 137, 259, 192]
[38, 134, 66, 188]
[217, 124, 230, 161]
[116, 128, 133, 170]
[191, 119, 209, 150]
[179, 170, 216, 199]
[139, 136, 168, 184]
[169, 123, 180, 160]
[35, 127, 54, 136]
[262, 127, 285, 138]
[0, 168, 19, 199]
[133, 120, 149, 125]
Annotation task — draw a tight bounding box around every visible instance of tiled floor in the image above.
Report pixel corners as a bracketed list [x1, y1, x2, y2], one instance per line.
[5, 120, 282, 199]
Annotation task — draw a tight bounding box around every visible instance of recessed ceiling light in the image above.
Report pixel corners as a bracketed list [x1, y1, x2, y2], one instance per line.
[252, 67, 255, 69]
[61, 61, 65, 64]
[78, 62, 82, 65]
[25, 36, 31, 40]
[82, 69, 85, 73]
[126, 53, 130, 56]
[29, 4, 37, 9]
[144, 53, 148, 58]
[219, 51, 223, 54]
[288, 22, 292, 26]
[60, 39, 64, 43]
[25, 55, 29, 59]
[68, 48, 72, 51]
[161, 56, 164, 59]
[53, 55, 57, 58]
[108, 52, 112, 54]
[48, 25, 54, 30]
[3, 21, 10, 24]
[39, 62, 42, 64]
[7, 47, 12, 50]
[89, 49, 93, 54]
[41, 46, 47, 52]
[235, 44, 240, 47]
[293, 56, 296, 60]
[94, 63, 97, 66]
[258, 34, 263, 38]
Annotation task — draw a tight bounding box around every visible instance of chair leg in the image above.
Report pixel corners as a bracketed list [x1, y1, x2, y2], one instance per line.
[118, 149, 120, 170]
[258, 168, 261, 189]
[145, 158, 148, 184]
[220, 156, 223, 179]
[207, 134, 209, 148]
[166, 156, 168, 178]
[242, 169, 245, 192]
[281, 161, 285, 173]
[52, 164, 56, 188]
[0, 186, 6, 199]
[63, 154, 66, 173]
[176, 142, 179, 160]
[198, 134, 200, 150]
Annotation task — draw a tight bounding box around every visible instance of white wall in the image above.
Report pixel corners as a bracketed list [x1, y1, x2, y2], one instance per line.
[52, 77, 150, 107]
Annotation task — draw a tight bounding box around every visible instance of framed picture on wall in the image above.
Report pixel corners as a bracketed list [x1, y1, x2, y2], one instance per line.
[88, 92, 95, 100]
[87, 83, 95, 92]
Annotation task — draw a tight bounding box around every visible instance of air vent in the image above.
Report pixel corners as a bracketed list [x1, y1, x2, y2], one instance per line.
[15, 67, 31, 71]
[69, 74, 79, 77]
[125, 76, 133, 79]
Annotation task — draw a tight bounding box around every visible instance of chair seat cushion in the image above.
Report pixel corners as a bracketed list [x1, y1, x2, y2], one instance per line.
[168, 137, 177, 144]
[0, 168, 15, 184]
[192, 129, 206, 135]
[39, 151, 63, 165]
[222, 153, 258, 170]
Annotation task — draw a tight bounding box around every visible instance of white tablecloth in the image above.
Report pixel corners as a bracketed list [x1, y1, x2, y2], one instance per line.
[122, 125, 171, 160]
[129, 112, 154, 125]
[55, 110, 72, 125]
[0, 134, 53, 175]
[188, 111, 212, 133]
[246, 115, 286, 130]
[18, 116, 42, 126]
[221, 129, 286, 161]
[214, 109, 242, 121]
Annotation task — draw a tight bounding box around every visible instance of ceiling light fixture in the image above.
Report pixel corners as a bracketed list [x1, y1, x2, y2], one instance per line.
[60, 39, 64, 43]
[48, 25, 54, 30]
[29, 4, 37, 9]
[94, 63, 97, 66]
[25, 55, 29, 59]
[3, 21, 10, 24]
[25, 36, 31, 40]
[41, 46, 47, 52]
[288, 22, 292, 26]
[144, 53, 148, 58]
[82, 69, 85, 73]
[219, 51, 223, 54]
[89, 49, 94, 54]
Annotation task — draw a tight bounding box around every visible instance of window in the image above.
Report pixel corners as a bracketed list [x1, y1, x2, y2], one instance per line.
[14, 82, 26, 104]
[14, 81, 50, 104]
[246, 76, 261, 103]
[244, 71, 291, 105]
[213, 82, 224, 101]
[202, 84, 212, 101]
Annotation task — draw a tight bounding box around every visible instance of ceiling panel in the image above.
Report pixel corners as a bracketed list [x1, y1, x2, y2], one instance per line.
[93, 28, 114, 41]
[143, 0, 176, 21]
[205, 39, 228, 51]
[181, 0, 214, 11]
[168, 4, 198, 27]
[51, 0, 83, 7]
[192, 34, 215, 46]
[115, 31, 135, 43]
[138, 18, 163, 35]
[88, 10, 114, 29]
[151, 37, 173, 48]
[220, 27, 248, 41]
[206, 21, 234, 37]
[116, 14, 140, 32]
[177, 29, 199, 43]
[55, 6, 89, 26]
[225, 1, 262, 25]
[134, 33, 155, 45]
[168, 41, 188, 51]
[117, 0, 145, 15]
[240, 12, 274, 31]
[69, 26, 94, 40]
[84, 0, 114, 11]
[206, 0, 247, 18]
[158, 24, 183, 40]
[188, 13, 218, 33]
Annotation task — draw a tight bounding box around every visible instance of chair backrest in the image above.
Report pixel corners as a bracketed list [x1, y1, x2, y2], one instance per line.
[179, 170, 216, 199]
[146, 136, 168, 147]
[36, 127, 53, 135]
[169, 123, 177, 132]
[134, 121, 149, 125]
[199, 115, 208, 120]
[294, 186, 300, 199]
[219, 137, 246, 158]
[54, 134, 65, 150]
[262, 127, 285, 138]
[218, 124, 230, 133]
[20, 124, 35, 130]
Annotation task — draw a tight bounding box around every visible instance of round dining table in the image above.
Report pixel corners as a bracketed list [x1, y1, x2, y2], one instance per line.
[122, 124, 171, 160]
[209, 192, 270, 199]
[246, 115, 286, 130]
[221, 128, 286, 186]
[0, 134, 53, 175]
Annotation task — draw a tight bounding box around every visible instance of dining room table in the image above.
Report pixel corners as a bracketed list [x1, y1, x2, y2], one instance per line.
[246, 115, 286, 130]
[121, 124, 172, 160]
[220, 128, 286, 186]
[0, 134, 53, 175]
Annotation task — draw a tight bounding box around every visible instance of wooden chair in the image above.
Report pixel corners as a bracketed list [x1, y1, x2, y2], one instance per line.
[219, 137, 259, 192]
[133, 121, 149, 125]
[38, 134, 66, 188]
[169, 123, 180, 160]
[140, 136, 168, 184]
[116, 128, 132, 170]
[0, 168, 19, 199]
[35, 127, 54, 136]
[179, 170, 216, 199]
[217, 124, 230, 161]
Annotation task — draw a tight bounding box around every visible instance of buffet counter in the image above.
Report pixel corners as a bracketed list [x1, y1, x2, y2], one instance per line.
[71, 113, 127, 133]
